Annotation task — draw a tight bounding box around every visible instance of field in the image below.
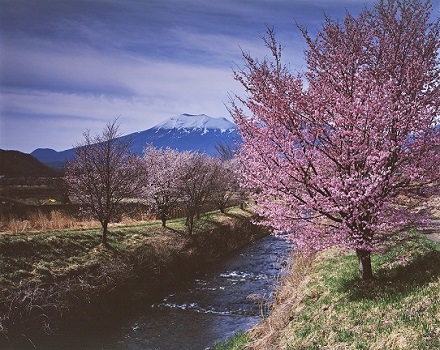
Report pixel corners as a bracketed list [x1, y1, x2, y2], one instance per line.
[2, 174, 439, 349]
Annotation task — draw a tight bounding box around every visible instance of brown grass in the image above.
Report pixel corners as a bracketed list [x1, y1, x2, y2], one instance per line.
[246, 252, 316, 349]
[0, 210, 158, 234]
[1, 211, 99, 233]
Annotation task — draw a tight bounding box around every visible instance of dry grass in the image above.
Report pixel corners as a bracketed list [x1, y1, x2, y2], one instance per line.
[246, 253, 316, 349]
[0, 204, 245, 235]
[0, 210, 99, 233]
[0, 210, 159, 234]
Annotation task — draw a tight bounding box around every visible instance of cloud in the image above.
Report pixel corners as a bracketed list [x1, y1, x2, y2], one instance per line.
[1, 36, 135, 96]
[0, 40, 244, 152]
[0, 0, 377, 152]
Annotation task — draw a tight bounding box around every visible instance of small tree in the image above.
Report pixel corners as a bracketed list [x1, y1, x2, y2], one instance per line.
[65, 120, 142, 245]
[178, 153, 216, 234]
[230, 0, 440, 279]
[210, 158, 241, 213]
[141, 146, 185, 227]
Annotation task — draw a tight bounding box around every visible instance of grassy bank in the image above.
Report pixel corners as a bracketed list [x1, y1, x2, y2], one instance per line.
[218, 233, 439, 350]
[0, 207, 265, 347]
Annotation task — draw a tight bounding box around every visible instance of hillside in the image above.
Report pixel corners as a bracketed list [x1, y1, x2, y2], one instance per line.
[0, 150, 58, 177]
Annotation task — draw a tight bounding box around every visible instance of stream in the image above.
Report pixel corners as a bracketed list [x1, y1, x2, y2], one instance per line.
[43, 235, 292, 350]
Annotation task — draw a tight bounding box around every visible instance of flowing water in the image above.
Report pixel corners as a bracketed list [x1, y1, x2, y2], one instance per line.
[44, 235, 292, 350]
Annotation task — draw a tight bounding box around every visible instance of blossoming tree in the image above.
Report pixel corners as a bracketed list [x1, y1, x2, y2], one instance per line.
[209, 157, 241, 213]
[65, 121, 142, 245]
[141, 145, 187, 227]
[230, 0, 440, 279]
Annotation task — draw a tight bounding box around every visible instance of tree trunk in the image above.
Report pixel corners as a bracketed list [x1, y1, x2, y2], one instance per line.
[158, 205, 167, 227]
[356, 249, 373, 280]
[188, 215, 194, 235]
[102, 221, 108, 246]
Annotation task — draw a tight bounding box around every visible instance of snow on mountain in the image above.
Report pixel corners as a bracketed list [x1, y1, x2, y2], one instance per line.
[153, 113, 236, 132]
[31, 114, 241, 169]
[127, 113, 239, 155]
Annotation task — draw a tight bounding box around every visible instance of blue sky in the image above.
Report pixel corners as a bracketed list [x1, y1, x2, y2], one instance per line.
[2, 0, 433, 153]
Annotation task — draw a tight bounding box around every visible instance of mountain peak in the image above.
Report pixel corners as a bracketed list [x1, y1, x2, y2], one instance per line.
[31, 113, 241, 168]
[153, 113, 236, 132]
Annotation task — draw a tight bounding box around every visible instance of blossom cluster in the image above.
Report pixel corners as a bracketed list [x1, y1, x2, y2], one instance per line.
[231, 0, 440, 255]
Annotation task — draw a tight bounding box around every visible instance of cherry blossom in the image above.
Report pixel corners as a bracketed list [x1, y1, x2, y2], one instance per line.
[230, 0, 440, 279]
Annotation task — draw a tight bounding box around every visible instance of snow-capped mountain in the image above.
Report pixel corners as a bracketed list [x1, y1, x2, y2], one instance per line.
[31, 114, 241, 169]
[126, 114, 239, 155]
[154, 113, 236, 132]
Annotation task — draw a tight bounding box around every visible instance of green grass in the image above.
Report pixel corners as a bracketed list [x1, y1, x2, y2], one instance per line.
[235, 234, 440, 350]
[294, 243, 438, 348]
[0, 214, 200, 288]
[214, 332, 252, 350]
[0, 206, 255, 290]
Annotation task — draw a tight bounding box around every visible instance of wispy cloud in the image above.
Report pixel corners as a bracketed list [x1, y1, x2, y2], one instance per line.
[1, 0, 374, 152]
[0, 40, 243, 151]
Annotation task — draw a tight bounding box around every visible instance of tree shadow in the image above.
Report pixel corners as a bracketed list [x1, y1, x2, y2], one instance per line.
[163, 226, 186, 235]
[223, 207, 255, 218]
[100, 240, 118, 252]
[341, 244, 440, 302]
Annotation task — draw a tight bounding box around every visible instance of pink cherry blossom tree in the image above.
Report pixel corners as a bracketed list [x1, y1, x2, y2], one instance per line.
[230, 0, 440, 279]
[65, 120, 143, 245]
[140, 145, 187, 227]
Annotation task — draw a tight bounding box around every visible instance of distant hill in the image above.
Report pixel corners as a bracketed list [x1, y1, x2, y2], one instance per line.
[0, 150, 58, 177]
[31, 114, 242, 168]
[30, 148, 75, 170]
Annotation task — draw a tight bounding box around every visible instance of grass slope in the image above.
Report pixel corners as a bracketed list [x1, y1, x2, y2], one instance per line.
[0, 208, 262, 347]
[222, 234, 439, 350]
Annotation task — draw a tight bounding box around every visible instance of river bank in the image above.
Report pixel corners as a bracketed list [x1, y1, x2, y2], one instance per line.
[0, 207, 268, 348]
[221, 233, 439, 349]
